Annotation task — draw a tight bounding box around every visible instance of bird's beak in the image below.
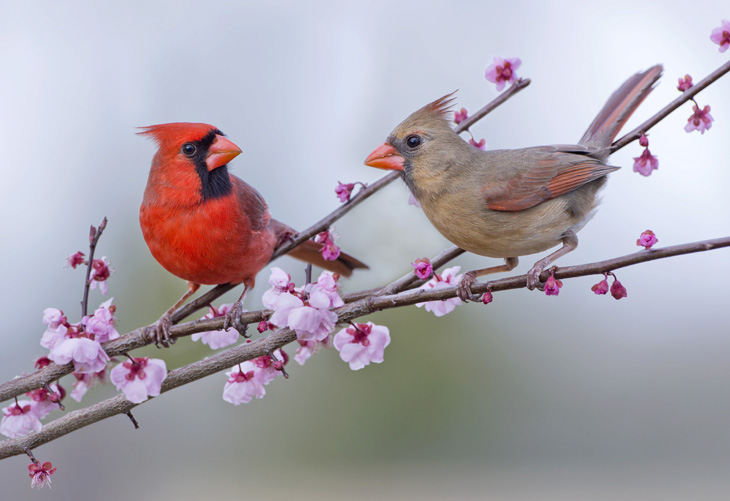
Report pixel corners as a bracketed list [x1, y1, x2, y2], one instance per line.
[364, 143, 404, 171]
[206, 135, 242, 171]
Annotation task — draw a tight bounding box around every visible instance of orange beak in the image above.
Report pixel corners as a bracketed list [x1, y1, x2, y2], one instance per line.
[206, 135, 242, 171]
[364, 143, 404, 171]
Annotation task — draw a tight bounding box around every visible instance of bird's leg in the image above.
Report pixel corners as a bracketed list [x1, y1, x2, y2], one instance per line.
[223, 285, 251, 337]
[145, 281, 200, 348]
[526, 230, 578, 290]
[457, 257, 519, 302]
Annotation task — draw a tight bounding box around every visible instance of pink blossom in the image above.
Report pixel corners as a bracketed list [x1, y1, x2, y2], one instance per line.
[69, 369, 107, 402]
[633, 148, 659, 177]
[334, 322, 391, 371]
[252, 349, 286, 385]
[191, 303, 240, 349]
[638, 133, 649, 148]
[26, 383, 63, 419]
[469, 138, 486, 150]
[315, 228, 341, 261]
[294, 337, 331, 365]
[335, 182, 356, 203]
[408, 193, 421, 208]
[34, 356, 52, 370]
[43, 308, 67, 329]
[677, 74, 693, 92]
[710, 19, 730, 52]
[544, 273, 563, 296]
[453, 107, 468, 124]
[40, 324, 68, 351]
[82, 298, 120, 343]
[637, 230, 658, 249]
[65, 251, 86, 269]
[591, 277, 609, 295]
[411, 257, 433, 280]
[48, 336, 110, 374]
[261, 267, 293, 309]
[485, 57, 521, 91]
[610, 278, 628, 300]
[269, 272, 342, 341]
[482, 290, 493, 304]
[415, 266, 463, 317]
[685, 104, 714, 134]
[110, 357, 167, 404]
[1, 400, 42, 438]
[257, 321, 270, 333]
[223, 362, 266, 405]
[28, 461, 56, 489]
[89, 256, 113, 295]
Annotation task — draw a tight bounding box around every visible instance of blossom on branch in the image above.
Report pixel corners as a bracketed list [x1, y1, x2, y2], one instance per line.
[294, 337, 331, 365]
[334, 322, 391, 371]
[544, 273, 563, 296]
[28, 461, 56, 489]
[685, 104, 713, 134]
[469, 137, 486, 150]
[485, 57, 521, 91]
[223, 361, 266, 405]
[637, 230, 658, 249]
[89, 257, 113, 295]
[677, 74, 693, 92]
[411, 257, 433, 280]
[710, 19, 730, 52]
[453, 107, 468, 124]
[191, 303, 240, 349]
[65, 251, 87, 269]
[48, 334, 110, 374]
[82, 298, 120, 343]
[632, 134, 658, 177]
[415, 266, 463, 317]
[315, 227, 341, 261]
[110, 357, 167, 404]
[610, 277, 628, 300]
[1, 400, 42, 438]
[591, 276, 610, 295]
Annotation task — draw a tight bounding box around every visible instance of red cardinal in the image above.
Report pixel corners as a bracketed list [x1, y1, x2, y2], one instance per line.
[365, 66, 662, 299]
[139, 123, 367, 346]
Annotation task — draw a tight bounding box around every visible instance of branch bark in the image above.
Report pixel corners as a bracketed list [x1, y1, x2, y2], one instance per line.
[1, 235, 728, 460]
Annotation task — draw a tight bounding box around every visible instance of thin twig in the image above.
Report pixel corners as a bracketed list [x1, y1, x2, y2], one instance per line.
[611, 59, 730, 152]
[1, 235, 728, 459]
[80, 217, 107, 318]
[454, 78, 532, 134]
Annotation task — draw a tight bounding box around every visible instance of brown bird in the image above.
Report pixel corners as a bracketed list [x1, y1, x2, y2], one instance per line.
[365, 65, 662, 299]
[139, 123, 367, 346]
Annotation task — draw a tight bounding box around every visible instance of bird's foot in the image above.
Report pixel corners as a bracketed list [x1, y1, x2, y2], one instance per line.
[526, 266, 545, 291]
[144, 312, 175, 348]
[223, 301, 249, 338]
[456, 272, 482, 302]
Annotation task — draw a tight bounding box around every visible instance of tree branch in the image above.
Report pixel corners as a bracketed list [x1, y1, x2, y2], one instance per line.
[1, 235, 728, 459]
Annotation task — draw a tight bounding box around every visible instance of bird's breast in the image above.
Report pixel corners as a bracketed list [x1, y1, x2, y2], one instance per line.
[139, 196, 276, 286]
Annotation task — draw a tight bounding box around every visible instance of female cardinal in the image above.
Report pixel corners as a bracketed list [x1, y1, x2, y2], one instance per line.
[139, 123, 367, 346]
[365, 65, 662, 299]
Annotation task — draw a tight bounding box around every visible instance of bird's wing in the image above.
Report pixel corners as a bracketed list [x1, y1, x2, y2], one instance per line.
[231, 176, 270, 232]
[483, 146, 619, 212]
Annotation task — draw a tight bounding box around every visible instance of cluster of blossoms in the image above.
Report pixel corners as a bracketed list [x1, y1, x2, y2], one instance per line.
[591, 272, 628, 300]
[223, 350, 288, 405]
[453, 108, 468, 124]
[675, 72, 714, 134]
[315, 227, 341, 261]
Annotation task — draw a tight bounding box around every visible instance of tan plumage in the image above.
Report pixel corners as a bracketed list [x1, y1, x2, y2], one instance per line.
[365, 65, 662, 296]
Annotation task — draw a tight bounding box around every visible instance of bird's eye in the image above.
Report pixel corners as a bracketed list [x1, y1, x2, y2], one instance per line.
[406, 135, 422, 148]
[181, 143, 197, 157]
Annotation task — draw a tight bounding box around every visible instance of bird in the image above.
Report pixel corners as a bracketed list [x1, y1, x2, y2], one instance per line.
[364, 65, 662, 300]
[139, 122, 367, 346]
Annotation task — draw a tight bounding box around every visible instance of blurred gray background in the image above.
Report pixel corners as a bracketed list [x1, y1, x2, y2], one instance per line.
[1, 0, 729, 499]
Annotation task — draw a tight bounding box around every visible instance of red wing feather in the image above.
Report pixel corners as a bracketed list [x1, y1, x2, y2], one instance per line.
[485, 161, 618, 212]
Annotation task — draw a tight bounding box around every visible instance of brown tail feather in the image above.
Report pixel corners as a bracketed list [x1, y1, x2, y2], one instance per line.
[580, 65, 663, 148]
[286, 239, 368, 278]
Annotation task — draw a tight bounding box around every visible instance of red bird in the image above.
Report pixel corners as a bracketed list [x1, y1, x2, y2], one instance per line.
[139, 123, 367, 346]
